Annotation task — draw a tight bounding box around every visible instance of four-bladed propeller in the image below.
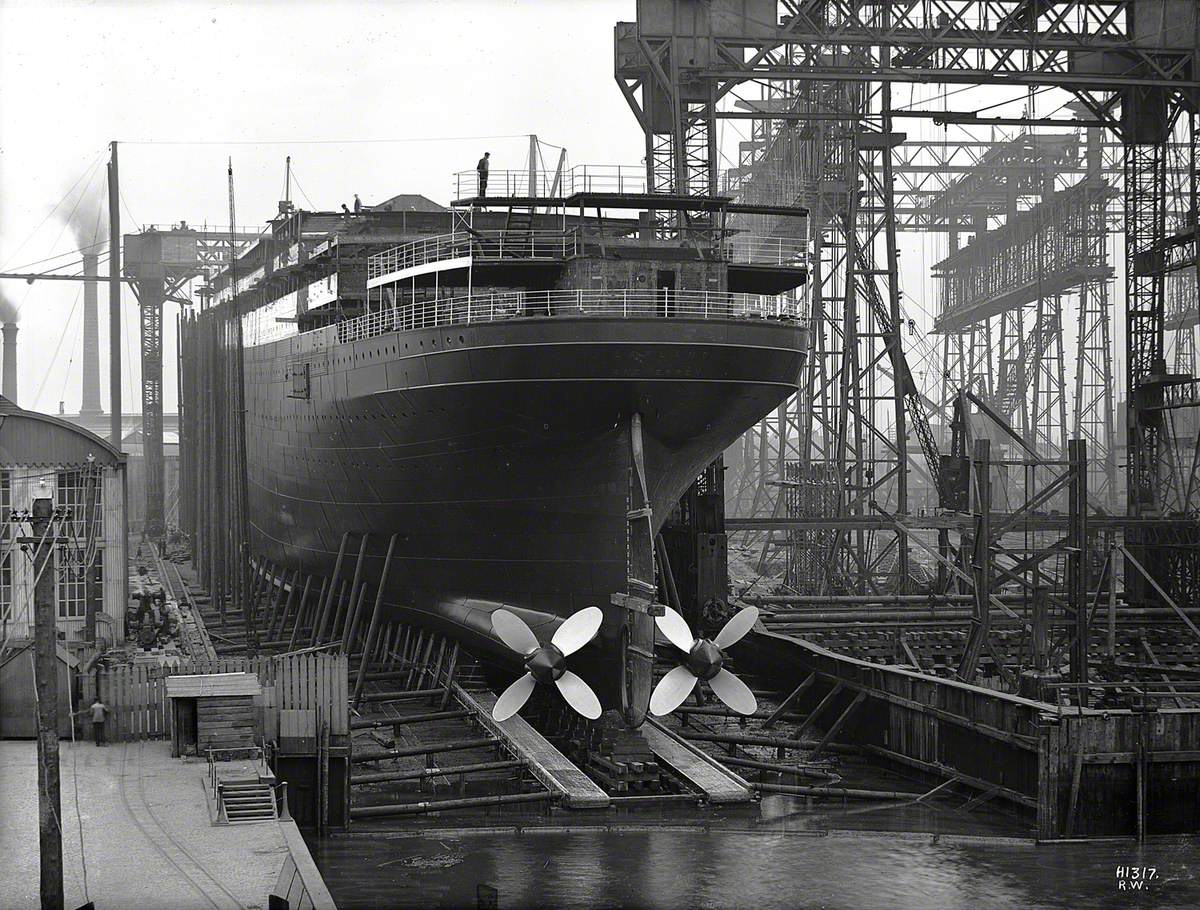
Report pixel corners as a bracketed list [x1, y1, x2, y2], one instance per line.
[491, 607, 603, 721]
[649, 605, 759, 717]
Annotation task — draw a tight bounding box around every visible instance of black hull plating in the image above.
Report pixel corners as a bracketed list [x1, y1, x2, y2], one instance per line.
[243, 315, 805, 703]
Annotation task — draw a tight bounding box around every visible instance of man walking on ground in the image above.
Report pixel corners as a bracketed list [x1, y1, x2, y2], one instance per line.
[89, 697, 109, 747]
[477, 152, 490, 196]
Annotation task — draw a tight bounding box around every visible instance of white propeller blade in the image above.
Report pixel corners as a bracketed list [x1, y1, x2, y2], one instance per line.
[649, 664, 698, 716]
[555, 670, 602, 720]
[493, 672, 537, 721]
[708, 668, 757, 716]
[655, 606, 696, 653]
[551, 606, 603, 657]
[713, 606, 759, 650]
[492, 609, 540, 656]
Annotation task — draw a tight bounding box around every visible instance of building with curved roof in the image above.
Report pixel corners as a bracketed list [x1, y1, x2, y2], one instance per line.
[0, 396, 128, 649]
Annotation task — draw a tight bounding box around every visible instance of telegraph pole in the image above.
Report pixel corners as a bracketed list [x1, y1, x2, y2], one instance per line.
[30, 498, 64, 910]
[108, 140, 122, 449]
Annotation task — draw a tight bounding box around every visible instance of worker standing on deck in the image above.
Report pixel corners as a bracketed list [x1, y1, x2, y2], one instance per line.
[353, 193, 363, 213]
[477, 152, 490, 196]
[88, 698, 109, 747]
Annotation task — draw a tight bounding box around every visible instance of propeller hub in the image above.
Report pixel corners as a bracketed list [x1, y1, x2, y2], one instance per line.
[685, 639, 724, 681]
[525, 644, 566, 684]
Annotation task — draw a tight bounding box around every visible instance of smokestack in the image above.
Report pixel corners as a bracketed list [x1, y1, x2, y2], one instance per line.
[2, 323, 17, 404]
[81, 253, 103, 414]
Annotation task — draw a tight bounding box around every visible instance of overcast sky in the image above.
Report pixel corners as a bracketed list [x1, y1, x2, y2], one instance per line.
[1, 0, 1128, 423]
[0, 0, 645, 416]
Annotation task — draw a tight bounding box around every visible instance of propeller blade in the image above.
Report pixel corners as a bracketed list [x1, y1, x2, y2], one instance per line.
[555, 670, 602, 720]
[493, 672, 537, 721]
[492, 609, 540, 656]
[708, 668, 757, 716]
[649, 664, 698, 716]
[551, 606, 604, 657]
[713, 606, 760, 650]
[655, 606, 695, 653]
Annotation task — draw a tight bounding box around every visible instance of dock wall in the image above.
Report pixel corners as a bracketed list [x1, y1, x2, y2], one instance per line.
[738, 630, 1200, 839]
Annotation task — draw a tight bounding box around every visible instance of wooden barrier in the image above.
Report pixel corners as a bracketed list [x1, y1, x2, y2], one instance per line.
[78, 652, 348, 744]
[740, 629, 1200, 839]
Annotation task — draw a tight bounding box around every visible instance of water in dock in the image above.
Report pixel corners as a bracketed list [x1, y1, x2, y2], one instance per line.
[309, 800, 1200, 910]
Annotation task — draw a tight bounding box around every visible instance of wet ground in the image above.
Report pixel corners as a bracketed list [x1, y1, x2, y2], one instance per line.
[309, 797, 1200, 910]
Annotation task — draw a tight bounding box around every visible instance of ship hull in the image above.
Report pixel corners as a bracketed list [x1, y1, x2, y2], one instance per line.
[243, 314, 805, 705]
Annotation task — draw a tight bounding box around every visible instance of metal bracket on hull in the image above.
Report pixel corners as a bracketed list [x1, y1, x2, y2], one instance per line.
[620, 412, 657, 728]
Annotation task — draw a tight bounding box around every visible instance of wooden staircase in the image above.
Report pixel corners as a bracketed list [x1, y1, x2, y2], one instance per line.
[218, 777, 278, 825]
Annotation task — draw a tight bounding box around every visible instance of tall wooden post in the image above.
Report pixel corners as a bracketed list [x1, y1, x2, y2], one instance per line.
[31, 499, 64, 910]
[1069, 439, 1089, 707]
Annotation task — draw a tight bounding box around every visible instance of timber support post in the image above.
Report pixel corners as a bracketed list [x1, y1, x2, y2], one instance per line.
[314, 532, 353, 644]
[336, 532, 371, 647]
[353, 533, 398, 708]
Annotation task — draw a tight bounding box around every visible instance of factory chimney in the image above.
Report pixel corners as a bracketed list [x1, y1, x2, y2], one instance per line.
[80, 252, 103, 414]
[2, 322, 17, 404]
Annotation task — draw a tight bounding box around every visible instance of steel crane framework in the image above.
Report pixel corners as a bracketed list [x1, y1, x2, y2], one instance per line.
[615, 0, 1200, 604]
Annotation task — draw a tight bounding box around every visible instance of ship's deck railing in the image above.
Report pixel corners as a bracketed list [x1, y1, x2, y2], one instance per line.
[369, 229, 808, 283]
[368, 229, 581, 281]
[337, 289, 797, 343]
[453, 165, 649, 199]
[722, 235, 808, 267]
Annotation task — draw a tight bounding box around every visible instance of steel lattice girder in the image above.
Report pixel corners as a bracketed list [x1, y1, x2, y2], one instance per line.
[932, 181, 1116, 332]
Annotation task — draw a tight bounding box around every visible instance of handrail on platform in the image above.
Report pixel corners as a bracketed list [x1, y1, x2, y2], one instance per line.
[338, 288, 799, 343]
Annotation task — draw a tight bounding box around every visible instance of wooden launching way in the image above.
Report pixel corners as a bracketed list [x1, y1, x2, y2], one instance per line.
[454, 684, 610, 808]
[641, 719, 754, 803]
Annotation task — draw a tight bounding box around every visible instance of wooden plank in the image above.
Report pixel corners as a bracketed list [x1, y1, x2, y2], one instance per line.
[642, 719, 753, 803]
[1082, 750, 1200, 764]
[762, 673, 816, 729]
[793, 681, 844, 740]
[453, 684, 608, 808]
[810, 690, 868, 760]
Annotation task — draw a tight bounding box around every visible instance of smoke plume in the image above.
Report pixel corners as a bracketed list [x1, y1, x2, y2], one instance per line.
[64, 184, 109, 251]
[0, 289, 18, 324]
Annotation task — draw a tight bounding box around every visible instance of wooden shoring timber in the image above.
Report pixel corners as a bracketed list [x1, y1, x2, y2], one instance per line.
[405, 630, 429, 691]
[349, 530, 398, 708]
[293, 576, 326, 652]
[398, 625, 414, 670]
[264, 567, 294, 639]
[340, 582, 368, 654]
[426, 637, 448, 691]
[763, 672, 817, 728]
[792, 681, 846, 741]
[440, 643, 461, 711]
[246, 558, 270, 634]
[313, 533, 353, 644]
[379, 624, 396, 670]
[271, 570, 302, 643]
[335, 533, 371, 646]
[809, 690, 868, 760]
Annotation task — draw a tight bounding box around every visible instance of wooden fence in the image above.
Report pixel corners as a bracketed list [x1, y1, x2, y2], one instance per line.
[77, 652, 348, 744]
